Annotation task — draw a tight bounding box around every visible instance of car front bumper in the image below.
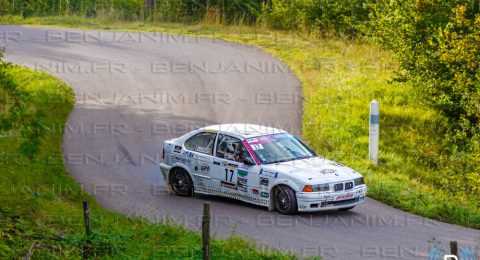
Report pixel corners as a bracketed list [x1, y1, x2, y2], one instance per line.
[296, 185, 367, 212]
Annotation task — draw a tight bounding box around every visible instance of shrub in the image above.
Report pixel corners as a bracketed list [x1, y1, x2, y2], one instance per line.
[260, 0, 370, 36]
[371, 0, 480, 146]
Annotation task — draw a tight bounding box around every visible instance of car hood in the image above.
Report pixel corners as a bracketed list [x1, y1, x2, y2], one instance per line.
[262, 157, 361, 183]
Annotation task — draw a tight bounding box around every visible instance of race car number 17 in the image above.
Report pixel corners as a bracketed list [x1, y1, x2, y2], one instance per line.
[225, 169, 235, 183]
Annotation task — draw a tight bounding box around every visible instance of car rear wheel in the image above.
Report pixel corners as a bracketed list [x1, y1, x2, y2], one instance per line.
[171, 168, 193, 196]
[338, 206, 355, 211]
[275, 185, 297, 215]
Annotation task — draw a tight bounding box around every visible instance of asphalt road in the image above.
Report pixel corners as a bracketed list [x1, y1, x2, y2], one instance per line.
[1, 25, 478, 259]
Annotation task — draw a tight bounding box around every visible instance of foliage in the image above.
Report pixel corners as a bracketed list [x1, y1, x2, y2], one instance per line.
[0, 50, 47, 159]
[260, 0, 370, 36]
[152, 0, 263, 24]
[0, 0, 369, 33]
[0, 0, 142, 20]
[371, 0, 480, 146]
[0, 0, 262, 23]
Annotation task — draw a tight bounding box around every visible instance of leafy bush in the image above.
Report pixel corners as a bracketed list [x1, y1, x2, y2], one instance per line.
[371, 0, 480, 146]
[261, 0, 370, 36]
[370, 1, 480, 200]
[152, 0, 263, 24]
[0, 50, 46, 159]
[0, 0, 142, 20]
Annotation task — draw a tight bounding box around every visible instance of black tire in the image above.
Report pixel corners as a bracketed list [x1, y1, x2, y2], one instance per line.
[338, 206, 355, 211]
[274, 185, 297, 215]
[170, 168, 193, 196]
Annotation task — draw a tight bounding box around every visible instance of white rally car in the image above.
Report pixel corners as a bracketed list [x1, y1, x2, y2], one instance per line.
[159, 124, 367, 214]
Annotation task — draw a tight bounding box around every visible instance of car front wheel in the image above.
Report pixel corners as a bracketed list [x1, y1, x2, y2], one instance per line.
[275, 185, 297, 215]
[171, 168, 193, 196]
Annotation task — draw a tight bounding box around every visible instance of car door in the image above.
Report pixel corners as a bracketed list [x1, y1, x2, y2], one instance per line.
[211, 134, 259, 197]
[183, 131, 217, 191]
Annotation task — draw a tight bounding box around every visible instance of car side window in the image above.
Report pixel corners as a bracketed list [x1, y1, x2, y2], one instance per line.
[216, 134, 253, 163]
[184, 132, 216, 155]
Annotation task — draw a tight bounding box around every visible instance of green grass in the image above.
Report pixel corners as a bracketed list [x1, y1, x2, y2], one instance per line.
[0, 65, 297, 258]
[0, 14, 478, 248]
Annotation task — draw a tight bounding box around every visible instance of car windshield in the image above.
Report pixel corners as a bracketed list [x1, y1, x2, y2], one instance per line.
[245, 133, 315, 164]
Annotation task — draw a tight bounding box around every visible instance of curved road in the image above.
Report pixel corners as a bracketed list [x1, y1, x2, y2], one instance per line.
[1, 26, 478, 259]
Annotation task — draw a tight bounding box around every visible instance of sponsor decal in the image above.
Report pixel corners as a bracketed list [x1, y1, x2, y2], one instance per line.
[237, 170, 248, 177]
[260, 177, 269, 186]
[335, 193, 354, 201]
[193, 176, 204, 186]
[221, 181, 237, 190]
[246, 135, 274, 145]
[174, 145, 182, 153]
[322, 195, 335, 201]
[200, 164, 209, 174]
[237, 177, 248, 186]
[238, 186, 248, 192]
[260, 192, 269, 198]
[222, 162, 238, 169]
[172, 156, 191, 164]
[319, 168, 336, 175]
[250, 144, 263, 150]
[252, 189, 259, 195]
[182, 151, 195, 158]
[259, 169, 278, 178]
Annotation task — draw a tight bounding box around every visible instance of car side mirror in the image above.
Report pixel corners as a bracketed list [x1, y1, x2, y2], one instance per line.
[243, 157, 256, 166]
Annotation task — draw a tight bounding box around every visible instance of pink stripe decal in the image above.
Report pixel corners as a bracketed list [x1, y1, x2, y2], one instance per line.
[243, 140, 260, 165]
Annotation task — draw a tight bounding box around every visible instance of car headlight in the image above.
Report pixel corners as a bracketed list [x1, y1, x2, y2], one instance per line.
[303, 184, 330, 192]
[354, 177, 364, 186]
[314, 183, 330, 192]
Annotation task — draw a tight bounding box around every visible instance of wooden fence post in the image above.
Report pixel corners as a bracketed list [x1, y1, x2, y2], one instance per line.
[450, 241, 458, 257]
[82, 201, 91, 235]
[202, 203, 211, 260]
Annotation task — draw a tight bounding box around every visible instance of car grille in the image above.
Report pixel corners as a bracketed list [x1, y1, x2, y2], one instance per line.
[345, 182, 353, 190]
[334, 183, 344, 191]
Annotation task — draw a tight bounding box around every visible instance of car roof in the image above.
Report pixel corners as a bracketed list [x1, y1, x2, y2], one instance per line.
[200, 124, 287, 138]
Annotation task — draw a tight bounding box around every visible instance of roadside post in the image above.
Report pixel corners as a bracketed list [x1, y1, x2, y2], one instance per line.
[82, 201, 91, 235]
[369, 100, 379, 164]
[450, 241, 458, 257]
[202, 203, 211, 260]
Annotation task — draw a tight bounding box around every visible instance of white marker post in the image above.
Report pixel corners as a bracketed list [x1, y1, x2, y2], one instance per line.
[369, 100, 379, 164]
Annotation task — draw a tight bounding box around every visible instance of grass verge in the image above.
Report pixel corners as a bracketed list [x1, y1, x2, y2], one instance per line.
[0, 15, 479, 232]
[0, 64, 296, 258]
